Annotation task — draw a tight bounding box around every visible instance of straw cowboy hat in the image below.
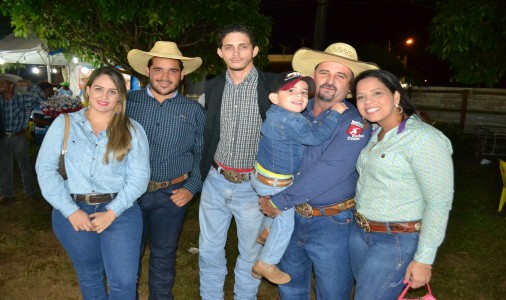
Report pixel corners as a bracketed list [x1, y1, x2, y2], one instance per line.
[0, 73, 23, 84]
[292, 42, 379, 77]
[127, 41, 202, 75]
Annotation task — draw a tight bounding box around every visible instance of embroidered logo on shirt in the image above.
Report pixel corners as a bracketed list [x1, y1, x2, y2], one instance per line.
[347, 120, 365, 141]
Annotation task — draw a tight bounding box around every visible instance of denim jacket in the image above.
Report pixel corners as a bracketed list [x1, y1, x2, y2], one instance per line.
[256, 104, 341, 174]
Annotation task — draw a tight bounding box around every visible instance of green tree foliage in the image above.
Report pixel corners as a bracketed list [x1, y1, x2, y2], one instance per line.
[0, 0, 272, 82]
[428, 0, 506, 87]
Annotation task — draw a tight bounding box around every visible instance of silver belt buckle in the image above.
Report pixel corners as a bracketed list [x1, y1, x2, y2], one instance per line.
[354, 211, 370, 232]
[295, 202, 313, 218]
[147, 181, 158, 192]
[223, 169, 247, 183]
[84, 193, 101, 205]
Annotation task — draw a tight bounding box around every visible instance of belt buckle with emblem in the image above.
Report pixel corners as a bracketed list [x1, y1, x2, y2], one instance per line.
[295, 202, 313, 218]
[354, 211, 370, 232]
[147, 181, 158, 193]
[223, 170, 244, 183]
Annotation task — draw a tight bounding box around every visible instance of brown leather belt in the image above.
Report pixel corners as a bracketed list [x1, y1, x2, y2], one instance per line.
[147, 174, 188, 192]
[5, 130, 25, 137]
[255, 172, 292, 187]
[295, 198, 355, 218]
[71, 193, 118, 205]
[354, 211, 421, 233]
[212, 161, 252, 183]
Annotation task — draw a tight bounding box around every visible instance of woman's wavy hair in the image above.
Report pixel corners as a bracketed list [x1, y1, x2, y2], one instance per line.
[352, 69, 417, 117]
[83, 67, 132, 163]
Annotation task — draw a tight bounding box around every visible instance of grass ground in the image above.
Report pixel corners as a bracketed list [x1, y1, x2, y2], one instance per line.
[0, 130, 505, 299]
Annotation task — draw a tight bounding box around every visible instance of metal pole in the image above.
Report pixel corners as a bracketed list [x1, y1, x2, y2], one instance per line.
[313, 0, 328, 51]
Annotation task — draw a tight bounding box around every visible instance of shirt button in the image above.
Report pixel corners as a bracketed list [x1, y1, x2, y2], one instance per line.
[91, 175, 93, 177]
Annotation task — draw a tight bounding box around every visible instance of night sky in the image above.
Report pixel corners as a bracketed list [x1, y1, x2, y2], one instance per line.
[260, 0, 453, 85]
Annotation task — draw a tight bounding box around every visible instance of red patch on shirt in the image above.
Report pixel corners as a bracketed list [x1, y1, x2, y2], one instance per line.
[347, 124, 363, 137]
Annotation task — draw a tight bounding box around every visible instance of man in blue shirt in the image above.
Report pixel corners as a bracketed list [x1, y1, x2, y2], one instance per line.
[0, 74, 44, 204]
[126, 41, 205, 299]
[259, 43, 378, 299]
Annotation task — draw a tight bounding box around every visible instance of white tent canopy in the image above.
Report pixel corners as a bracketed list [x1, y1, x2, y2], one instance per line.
[0, 32, 81, 95]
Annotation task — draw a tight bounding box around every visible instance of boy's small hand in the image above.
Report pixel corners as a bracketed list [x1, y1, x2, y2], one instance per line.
[331, 101, 348, 114]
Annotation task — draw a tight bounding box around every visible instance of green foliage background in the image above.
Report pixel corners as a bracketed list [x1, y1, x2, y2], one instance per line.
[0, 0, 273, 82]
[428, 0, 506, 87]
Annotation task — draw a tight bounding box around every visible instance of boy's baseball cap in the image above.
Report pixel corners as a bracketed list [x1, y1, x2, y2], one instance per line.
[272, 71, 315, 94]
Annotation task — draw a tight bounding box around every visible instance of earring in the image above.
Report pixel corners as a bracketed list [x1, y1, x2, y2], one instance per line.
[113, 103, 122, 113]
[362, 116, 369, 129]
[394, 104, 403, 115]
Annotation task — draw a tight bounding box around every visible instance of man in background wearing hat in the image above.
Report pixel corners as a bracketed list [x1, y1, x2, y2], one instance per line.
[58, 81, 73, 96]
[126, 41, 205, 299]
[259, 43, 378, 299]
[198, 23, 276, 300]
[0, 74, 45, 203]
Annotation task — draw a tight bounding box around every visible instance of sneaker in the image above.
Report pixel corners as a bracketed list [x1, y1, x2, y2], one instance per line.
[256, 228, 270, 245]
[251, 261, 291, 284]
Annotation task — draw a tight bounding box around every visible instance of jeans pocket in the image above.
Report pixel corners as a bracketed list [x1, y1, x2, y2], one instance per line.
[327, 209, 353, 225]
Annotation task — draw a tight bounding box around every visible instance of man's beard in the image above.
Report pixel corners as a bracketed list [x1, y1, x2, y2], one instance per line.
[316, 84, 337, 102]
[150, 80, 177, 96]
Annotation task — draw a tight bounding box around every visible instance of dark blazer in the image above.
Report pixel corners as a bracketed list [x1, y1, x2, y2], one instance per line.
[200, 70, 276, 180]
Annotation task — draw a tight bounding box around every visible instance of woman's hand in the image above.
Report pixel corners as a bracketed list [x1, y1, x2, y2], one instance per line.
[404, 260, 432, 288]
[89, 210, 117, 234]
[68, 209, 94, 231]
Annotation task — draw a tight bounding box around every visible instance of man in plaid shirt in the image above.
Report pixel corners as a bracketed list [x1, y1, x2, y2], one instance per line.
[0, 74, 44, 203]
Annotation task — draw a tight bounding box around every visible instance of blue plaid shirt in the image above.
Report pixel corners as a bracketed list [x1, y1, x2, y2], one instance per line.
[126, 87, 206, 195]
[0, 85, 44, 133]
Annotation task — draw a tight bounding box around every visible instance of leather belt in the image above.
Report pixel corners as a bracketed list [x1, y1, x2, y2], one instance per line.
[147, 174, 188, 193]
[5, 130, 25, 137]
[354, 211, 421, 233]
[255, 172, 292, 187]
[295, 198, 355, 218]
[212, 161, 252, 183]
[71, 193, 118, 205]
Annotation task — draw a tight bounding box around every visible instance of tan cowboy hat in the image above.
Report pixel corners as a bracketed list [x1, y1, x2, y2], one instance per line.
[0, 73, 23, 84]
[127, 41, 202, 75]
[292, 42, 379, 77]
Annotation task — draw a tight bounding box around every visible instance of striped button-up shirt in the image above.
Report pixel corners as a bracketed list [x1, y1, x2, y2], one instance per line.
[127, 88, 206, 195]
[215, 68, 262, 169]
[355, 115, 454, 264]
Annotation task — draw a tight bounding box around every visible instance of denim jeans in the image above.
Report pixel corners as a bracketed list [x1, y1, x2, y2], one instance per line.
[138, 182, 187, 300]
[52, 201, 142, 300]
[198, 167, 264, 300]
[349, 221, 419, 300]
[250, 175, 294, 265]
[0, 135, 35, 197]
[278, 209, 354, 300]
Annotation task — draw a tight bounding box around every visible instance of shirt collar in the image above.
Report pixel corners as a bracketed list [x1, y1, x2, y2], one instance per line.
[225, 67, 258, 85]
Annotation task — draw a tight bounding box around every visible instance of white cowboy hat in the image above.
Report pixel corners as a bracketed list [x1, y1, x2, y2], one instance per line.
[292, 42, 379, 77]
[127, 41, 202, 75]
[0, 73, 23, 84]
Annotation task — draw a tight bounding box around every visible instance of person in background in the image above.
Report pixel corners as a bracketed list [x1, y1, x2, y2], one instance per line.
[127, 41, 205, 299]
[0, 73, 44, 204]
[198, 23, 276, 299]
[251, 71, 348, 285]
[258, 43, 378, 299]
[35, 66, 150, 300]
[350, 69, 454, 299]
[59, 81, 73, 96]
[32, 81, 56, 144]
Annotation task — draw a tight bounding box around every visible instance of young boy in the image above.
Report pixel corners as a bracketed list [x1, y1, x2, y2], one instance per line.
[251, 71, 348, 284]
